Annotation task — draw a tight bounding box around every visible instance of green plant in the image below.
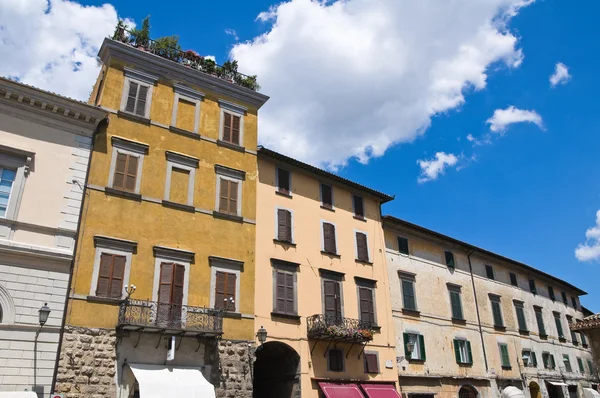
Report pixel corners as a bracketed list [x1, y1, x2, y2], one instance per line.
[153, 35, 181, 61]
[111, 19, 129, 42]
[129, 16, 150, 48]
[201, 58, 217, 75]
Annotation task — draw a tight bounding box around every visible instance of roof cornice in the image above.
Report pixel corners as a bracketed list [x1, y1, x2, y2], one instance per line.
[98, 38, 269, 110]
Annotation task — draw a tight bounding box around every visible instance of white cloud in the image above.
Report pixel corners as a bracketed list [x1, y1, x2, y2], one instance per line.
[225, 29, 239, 41]
[549, 62, 571, 87]
[466, 133, 493, 146]
[0, 0, 130, 101]
[232, 0, 534, 168]
[417, 152, 459, 183]
[486, 106, 543, 133]
[575, 210, 600, 262]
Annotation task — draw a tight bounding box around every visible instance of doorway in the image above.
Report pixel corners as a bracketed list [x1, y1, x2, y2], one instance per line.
[459, 385, 479, 398]
[253, 341, 301, 398]
[530, 382, 542, 398]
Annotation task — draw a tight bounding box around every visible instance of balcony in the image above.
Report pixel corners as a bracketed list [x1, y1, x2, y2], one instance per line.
[307, 314, 374, 343]
[117, 299, 223, 337]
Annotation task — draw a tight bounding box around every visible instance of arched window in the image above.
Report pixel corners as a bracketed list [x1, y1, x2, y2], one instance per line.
[0, 285, 15, 324]
[459, 385, 479, 398]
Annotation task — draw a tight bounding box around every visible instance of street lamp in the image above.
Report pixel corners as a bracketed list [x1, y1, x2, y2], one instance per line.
[38, 303, 50, 327]
[256, 326, 267, 345]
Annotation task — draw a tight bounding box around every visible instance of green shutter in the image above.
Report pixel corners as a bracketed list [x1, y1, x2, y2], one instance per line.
[515, 305, 527, 331]
[445, 251, 455, 267]
[453, 340, 461, 364]
[500, 344, 510, 368]
[555, 315, 564, 338]
[467, 341, 473, 364]
[550, 354, 555, 369]
[450, 290, 463, 319]
[403, 333, 410, 358]
[402, 279, 416, 310]
[578, 357, 585, 373]
[581, 332, 588, 346]
[419, 334, 426, 361]
[492, 300, 503, 327]
[531, 351, 538, 367]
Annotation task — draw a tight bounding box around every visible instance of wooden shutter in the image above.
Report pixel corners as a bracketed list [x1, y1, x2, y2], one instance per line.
[445, 251, 455, 267]
[531, 351, 537, 367]
[323, 223, 336, 253]
[135, 84, 148, 116]
[353, 195, 364, 217]
[500, 345, 510, 367]
[329, 349, 343, 371]
[285, 272, 294, 315]
[231, 115, 240, 145]
[275, 271, 295, 315]
[96, 253, 112, 297]
[529, 279, 536, 294]
[228, 181, 238, 215]
[561, 292, 568, 305]
[535, 309, 546, 335]
[450, 290, 463, 319]
[398, 237, 409, 255]
[578, 357, 585, 373]
[550, 354, 555, 369]
[402, 279, 415, 310]
[172, 264, 185, 307]
[158, 263, 174, 304]
[548, 286, 555, 300]
[277, 169, 290, 193]
[226, 272, 236, 306]
[466, 341, 473, 364]
[356, 232, 369, 262]
[113, 153, 137, 192]
[485, 265, 494, 280]
[113, 153, 127, 189]
[125, 82, 138, 113]
[215, 271, 226, 309]
[277, 209, 292, 242]
[109, 255, 126, 298]
[223, 113, 232, 142]
[359, 287, 374, 324]
[219, 179, 229, 213]
[124, 155, 138, 191]
[555, 314, 564, 337]
[96, 253, 126, 298]
[510, 273, 517, 286]
[324, 280, 341, 319]
[418, 335, 426, 360]
[365, 353, 378, 373]
[491, 300, 503, 326]
[453, 340, 461, 363]
[321, 184, 332, 208]
[516, 305, 527, 331]
[403, 333, 410, 357]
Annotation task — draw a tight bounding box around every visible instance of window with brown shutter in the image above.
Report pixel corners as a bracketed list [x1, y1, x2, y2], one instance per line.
[157, 263, 185, 327]
[322, 222, 336, 254]
[364, 353, 379, 373]
[218, 178, 239, 215]
[274, 270, 296, 315]
[277, 168, 290, 194]
[359, 287, 375, 325]
[323, 279, 342, 320]
[353, 195, 364, 218]
[321, 183, 333, 209]
[356, 232, 369, 262]
[222, 112, 241, 145]
[214, 271, 236, 310]
[277, 209, 292, 242]
[328, 349, 344, 372]
[112, 152, 139, 192]
[96, 253, 126, 298]
[124, 81, 149, 117]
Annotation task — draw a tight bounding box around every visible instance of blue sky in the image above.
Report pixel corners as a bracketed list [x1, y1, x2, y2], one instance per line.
[1, 0, 598, 310]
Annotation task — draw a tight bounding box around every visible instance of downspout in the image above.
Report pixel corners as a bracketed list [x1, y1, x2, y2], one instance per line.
[467, 250, 489, 372]
[51, 118, 107, 393]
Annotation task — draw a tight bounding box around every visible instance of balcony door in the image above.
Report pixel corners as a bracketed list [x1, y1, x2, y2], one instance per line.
[323, 280, 342, 324]
[157, 262, 185, 328]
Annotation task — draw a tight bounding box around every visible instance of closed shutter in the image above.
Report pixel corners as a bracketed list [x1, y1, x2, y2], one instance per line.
[228, 181, 238, 215]
[158, 263, 174, 304]
[535, 309, 546, 335]
[172, 264, 185, 307]
[450, 290, 463, 319]
[581, 332, 588, 346]
[466, 341, 473, 364]
[323, 223, 336, 253]
[491, 300, 503, 326]
[359, 287, 374, 324]
[550, 354, 555, 369]
[453, 340, 461, 363]
[529, 279, 537, 294]
[329, 349, 343, 371]
[285, 272, 294, 315]
[96, 253, 112, 297]
[226, 272, 236, 307]
[113, 153, 138, 192]
[321, 184, 333, 208]
[578, 357, 585, 373]
[356, 232, 369, 261]
[231, 115, 240, 145]
[548, 286, 555, 301]
[445, 251, 455, 267]
[353, 195, 364, 218]
[125, 82, 138, 113]
[324, 280, 341, 319]
[135, 85, 148, 116]
[418, 334, 426, 361]
[571, 330, 578, 345]
[555, 315, 564, 338]
[500, 345, 510, 368]
[215, 271, 226, 309]
[365, 353, 378, 373]
[109, 255, 126, 298]
[402, 279, 416, 310]
[113, 152, 127, 189]
[398, 237, 409, 255]
[223, 113, 232, 142]
[277, 209, 292, 242]
[404, 333, 411, 357]
[125, 155, 138, 191]
[275, 271, 295, 315]
[96, 253, 126, 298]
[219, 179, 229, 213]
[515, 305, 527, 330]
[277, 169, 290, 193]
[562, 292, 568, 305]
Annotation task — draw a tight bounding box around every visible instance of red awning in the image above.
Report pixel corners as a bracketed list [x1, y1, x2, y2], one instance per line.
[361, 384, 401, 398]
[319, 382, 365, 398]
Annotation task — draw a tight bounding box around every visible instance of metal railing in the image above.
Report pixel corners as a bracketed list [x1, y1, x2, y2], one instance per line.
[111, 26, 259, 91]
[307, 314, 374, 342]
[118, 299, 224, 334]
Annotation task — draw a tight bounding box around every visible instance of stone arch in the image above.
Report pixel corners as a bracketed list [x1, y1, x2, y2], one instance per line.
[530, 381, 542, 398]
[253, 341, 301, 398]
[0, 284, 15, 324]
[459, 385, 479, 398]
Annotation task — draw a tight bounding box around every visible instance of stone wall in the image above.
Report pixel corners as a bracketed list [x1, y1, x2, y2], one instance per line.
[55, 326, 117, 398]
[207, 340, 255, 398]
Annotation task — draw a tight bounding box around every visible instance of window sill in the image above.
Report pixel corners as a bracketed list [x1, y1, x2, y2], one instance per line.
[275, 190, 292, 198]
[320, 205, 335, 212]
[86, 295, 122, 304]
[494, 325, 507, 332]
[501, 366, 512, 371]
[559, 337, 567, 343]
[217, 139, 246, 153]
[355, 259, 373, 265]
[222, 312, 242, 319]
[582, 344, 588, 348]
[539, 334, 548, 340]
[519, 329, 530, 336]
[458, 362, 473, 367]
[321, 251, 340, 258]
[168, 125, 200, 139]
[353, 215, 366, 222]
[452, 318, 467, 325]
[117, 110, 151, 125]
[271, 312, 301, 322]
[105, 187, 142, 201]
[371, 325, 381, 333]
[407, 358, 425, 363]
[212, 211, 243, 223]
[572, 342, 579, 347]
[402, 308, 421, 317]
[273, 239, 296, 247]
[162, 200, 195, 213]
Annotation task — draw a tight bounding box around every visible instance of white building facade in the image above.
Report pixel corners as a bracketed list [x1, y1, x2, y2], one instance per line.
[0, 77, 105, 396]
[383, 216, 599, 398]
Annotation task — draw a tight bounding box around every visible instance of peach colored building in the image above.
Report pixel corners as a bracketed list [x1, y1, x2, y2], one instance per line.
[254, 147, 399, 398]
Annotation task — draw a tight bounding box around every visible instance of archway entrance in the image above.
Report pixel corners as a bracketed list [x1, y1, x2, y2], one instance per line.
[253, 341, 300, 398]
[459, 385, 479, 398]
[530, 382, 542, 398]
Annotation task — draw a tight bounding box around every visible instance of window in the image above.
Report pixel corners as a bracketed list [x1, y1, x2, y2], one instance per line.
[498, 343, 511, 369]
[273, 269, 296, 316]
[577, 357, 585, 373]
[514, 301, 528, 332]
[448, 284, 463, 320]
[398, 236, 409, 255]
[120, 67, 157, 118]
[355, 231, 370, 262]
[445, 251, 455, 268]
[321, 272, 343, 320]
[529, 279, 537, 294]
[320, 183, 333, 209]
[215, 165, 245, 217]
[404, 333, 426, 361]
[571, 296, 578, 309]
[276, 208, 293, 243]
[566, 315, 578, 345]
[509, 272, 518, 287]
[214, 271, 236, 310]
[357, 279, 376, 325]
[534, 306, 546, 337]
[170, 83, 204, 134]
[276, 168, 291, 195]
[561, 292, 568, 305]
[328, 349, 344, 372]
[0, 168, 16, 218]
[90, 236, 136, 299]
[580, 327, 588, 346]
[0, 147, 32, 220]
[108, 137, 147, 194]
[364, 352, 379, 373]
[453, 339, 473, 365]
[218, 100, 246, 147]
[548, 286, 556, 301]
[485, 265, 494, 280]
[543, 352, 555, 369]
[490, 295, 504, 328]
[353, 195, 365, 219]
[588, 360, 595, 374]
[553, 312, 565, 339]
[163, 151, 198, 206]
[522, 349, 537, 367]
[399, 272, 417, 311]
[209, 256, 242, 312]
[322, 221, 337, 254]
[563, 355, 572, 372]
[157, 262, 185, 321]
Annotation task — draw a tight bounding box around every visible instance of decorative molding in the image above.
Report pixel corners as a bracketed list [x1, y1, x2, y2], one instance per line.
[153, 245, 195, 263]
[166, 150, 199, 168]
[218, 99, 247, 114]
[111, 136, 149, 154]
[173, 83, 205, 101]
[0, 239, 72, 263]
[208, 255, 244, 270]
[123, 67, 159, 85]
[93, 235, 138, 253]
[354, 276, 377, 287]
[270, 258, 300, 269]
[318, 268, 345, 280]
[214, 164, 246, 180]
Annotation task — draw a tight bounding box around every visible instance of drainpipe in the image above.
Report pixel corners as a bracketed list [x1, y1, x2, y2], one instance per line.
[467, 250, 489, 372]
[50, 118, 107, 394]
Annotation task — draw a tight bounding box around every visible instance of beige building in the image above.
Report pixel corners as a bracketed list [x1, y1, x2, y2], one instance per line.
[254, 147, 399, 398]
[0, 77, 105, 395]
[383, 216, 598, 398]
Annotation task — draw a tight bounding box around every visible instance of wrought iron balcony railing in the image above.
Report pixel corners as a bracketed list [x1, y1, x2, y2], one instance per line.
[118, 299, 224, 336]
[307, 314, 374, 342]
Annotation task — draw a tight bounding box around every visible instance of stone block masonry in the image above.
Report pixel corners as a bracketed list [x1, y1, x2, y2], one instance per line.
[206, 340, 255, 398]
